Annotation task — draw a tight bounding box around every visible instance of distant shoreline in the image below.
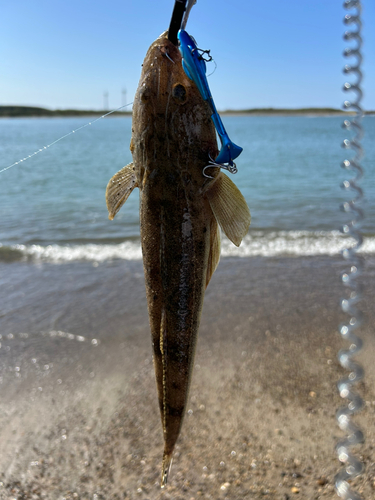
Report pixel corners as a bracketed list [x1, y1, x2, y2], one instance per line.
[0, 106, 132, 118]
[0, 105, 374, 118]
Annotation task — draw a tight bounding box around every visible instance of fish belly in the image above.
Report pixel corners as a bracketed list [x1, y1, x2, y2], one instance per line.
[140, 175, 211, 456]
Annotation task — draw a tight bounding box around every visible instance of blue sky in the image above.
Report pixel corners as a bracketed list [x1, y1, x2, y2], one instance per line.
[1, 1, 374, 111]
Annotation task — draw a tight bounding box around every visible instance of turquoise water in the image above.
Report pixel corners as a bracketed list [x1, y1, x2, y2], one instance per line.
[0, 115, 374, 260]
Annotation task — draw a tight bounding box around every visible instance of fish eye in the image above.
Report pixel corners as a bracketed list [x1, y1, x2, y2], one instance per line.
[172, 84, 187, 104]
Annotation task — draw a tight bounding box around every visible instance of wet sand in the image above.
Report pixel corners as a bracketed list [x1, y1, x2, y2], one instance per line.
[1, 256, 375, 499]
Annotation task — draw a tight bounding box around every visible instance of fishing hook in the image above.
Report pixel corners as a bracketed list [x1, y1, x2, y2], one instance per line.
[203, 155, 238, 179]
[192, 47, 213, 63]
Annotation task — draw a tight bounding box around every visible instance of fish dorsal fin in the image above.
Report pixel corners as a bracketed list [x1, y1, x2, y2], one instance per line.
[206, 172, 251, 247]
[106, 163, 138, 220]
[206, 214, 221, 288]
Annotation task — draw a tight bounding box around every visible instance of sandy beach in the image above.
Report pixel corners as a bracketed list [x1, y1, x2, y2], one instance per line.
[1, 255, 374, 499]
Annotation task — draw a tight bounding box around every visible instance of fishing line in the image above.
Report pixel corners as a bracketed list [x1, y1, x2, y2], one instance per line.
[0, 102, 133, 175]
[206, 57, 217, 77]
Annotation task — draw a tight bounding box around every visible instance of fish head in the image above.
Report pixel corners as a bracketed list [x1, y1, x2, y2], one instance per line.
[136, 31, 191, 113]
[131, 31, 218, 184]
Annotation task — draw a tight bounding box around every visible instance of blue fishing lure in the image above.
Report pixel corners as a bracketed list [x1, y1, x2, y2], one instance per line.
[178, 29, 242, 170]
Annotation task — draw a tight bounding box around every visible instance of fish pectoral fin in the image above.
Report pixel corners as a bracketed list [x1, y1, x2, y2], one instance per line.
[105, 162, 138, 220]
[206, 215, 221, 288]
[206, 172, 251, 247]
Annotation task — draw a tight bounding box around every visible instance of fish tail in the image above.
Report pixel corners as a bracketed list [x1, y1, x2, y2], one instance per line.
[160, 452, 173, 488]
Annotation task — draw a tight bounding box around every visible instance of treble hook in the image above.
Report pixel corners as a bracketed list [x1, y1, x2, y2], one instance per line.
[192, 47, 213, 63]
[203, 155, 238, 179]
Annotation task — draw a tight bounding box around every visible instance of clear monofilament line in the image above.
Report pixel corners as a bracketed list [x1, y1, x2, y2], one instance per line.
[335, 1, 365, 499]
[0, 103, 133, 174]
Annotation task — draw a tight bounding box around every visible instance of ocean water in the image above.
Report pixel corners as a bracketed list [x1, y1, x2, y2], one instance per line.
[0, 115, 374, 261]
[0, 115, 374, 496]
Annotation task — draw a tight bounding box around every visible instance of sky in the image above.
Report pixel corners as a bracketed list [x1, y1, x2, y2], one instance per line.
[1, 0, 374, 111]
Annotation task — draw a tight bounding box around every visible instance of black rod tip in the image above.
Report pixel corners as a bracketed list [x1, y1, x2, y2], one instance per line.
[168, 0, 187, 45]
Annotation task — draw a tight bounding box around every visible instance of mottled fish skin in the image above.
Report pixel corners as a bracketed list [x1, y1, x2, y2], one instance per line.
[133, 32, 219, 485]
[106, 31, 250, 487]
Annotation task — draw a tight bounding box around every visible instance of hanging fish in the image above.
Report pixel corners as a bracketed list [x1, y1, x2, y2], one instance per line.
[105, 29, 250, 486]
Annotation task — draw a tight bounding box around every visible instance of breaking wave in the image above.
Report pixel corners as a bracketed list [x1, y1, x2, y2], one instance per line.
[1, 230, 375, 264]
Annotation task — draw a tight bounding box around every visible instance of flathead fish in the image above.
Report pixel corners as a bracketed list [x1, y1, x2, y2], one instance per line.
[106, 31, 250, 487]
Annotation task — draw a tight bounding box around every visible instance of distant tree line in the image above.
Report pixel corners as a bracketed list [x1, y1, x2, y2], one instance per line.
[0, 106, 130, 117]
[1, 105, 372, 117]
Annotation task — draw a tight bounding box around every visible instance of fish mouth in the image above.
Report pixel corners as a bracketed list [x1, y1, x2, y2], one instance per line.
[148, 32, 179, 64]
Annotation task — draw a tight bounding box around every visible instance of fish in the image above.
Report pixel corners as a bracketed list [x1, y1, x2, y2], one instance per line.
[105, 31, 251, 487]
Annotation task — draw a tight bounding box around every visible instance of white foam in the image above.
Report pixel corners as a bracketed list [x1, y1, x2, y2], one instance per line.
[221, 230, 375, 257]
[9, 231, 375, 263]
[14, 241, 143, 262]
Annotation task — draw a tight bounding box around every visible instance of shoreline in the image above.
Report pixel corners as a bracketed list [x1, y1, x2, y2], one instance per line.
[1, 255, 374, 498]
[1, 105, 374, 118]
[2, 231, 375, 264]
